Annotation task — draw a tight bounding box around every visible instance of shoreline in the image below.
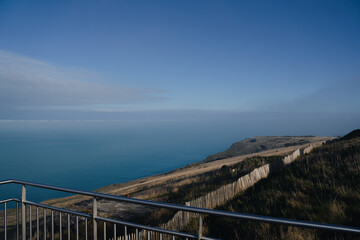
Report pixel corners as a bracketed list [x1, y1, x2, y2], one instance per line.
[0, 136, 335, 233]
[43, 136, 334, 214]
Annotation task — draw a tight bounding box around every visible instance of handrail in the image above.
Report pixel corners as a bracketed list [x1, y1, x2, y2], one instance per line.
[1, 179, 360, 236]
[21, 200, 209, 239]
[0, 198, 20, 204]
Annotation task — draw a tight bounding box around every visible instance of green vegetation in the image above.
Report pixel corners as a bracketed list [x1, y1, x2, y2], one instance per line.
[156, 155, 282, 204]
[137, 156, 283, 225]
[197, 130, 360, 239]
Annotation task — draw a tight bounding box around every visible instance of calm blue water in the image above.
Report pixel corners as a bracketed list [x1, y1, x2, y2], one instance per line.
[0, 115, 354, 206]
[0, 120, 248, 204]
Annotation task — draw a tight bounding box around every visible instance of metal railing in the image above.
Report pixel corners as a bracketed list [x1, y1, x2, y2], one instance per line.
[1, 179, 360, 240]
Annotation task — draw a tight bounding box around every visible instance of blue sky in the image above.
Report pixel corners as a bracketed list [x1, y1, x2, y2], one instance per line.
[0, 0, 359, 122]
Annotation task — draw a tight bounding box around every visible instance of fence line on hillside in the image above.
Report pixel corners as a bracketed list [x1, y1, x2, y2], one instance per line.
[160, 143, 320, 233]
[3, 141, 359, 240]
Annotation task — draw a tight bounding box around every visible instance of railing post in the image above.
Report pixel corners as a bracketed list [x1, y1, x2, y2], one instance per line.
[17, 202, 20, 240]
[44, 209, 46, 240]
[85, 218, 88, 240]
[93, 197, 97, 240]
[113, 223, 116, 240]
[52, 211, 55, 240]
[67, 214, 70, 240]
[198, 214, 202, 240]
[59, 212, 62, 240]
[103, 222, 106, 240]
[29, 206, 32, 240]
[5, 202, 7, 240]
[22, 185, 26, 240]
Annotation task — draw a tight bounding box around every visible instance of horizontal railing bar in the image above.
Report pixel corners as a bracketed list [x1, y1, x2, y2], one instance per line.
[0, 179, 221, 213]
[0, 180, 13, 185]
[1, 179, 360, 234]
[0, 198, 20, 204]
[1, 197, 217, 239]
[24, 200, 92, 218]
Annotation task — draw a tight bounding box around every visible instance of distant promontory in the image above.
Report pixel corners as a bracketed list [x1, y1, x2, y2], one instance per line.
[203, 136, 325, 162]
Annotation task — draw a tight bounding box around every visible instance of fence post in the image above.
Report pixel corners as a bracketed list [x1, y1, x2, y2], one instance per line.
[22, 185, 26, 240]
[93, 197, 98, 240]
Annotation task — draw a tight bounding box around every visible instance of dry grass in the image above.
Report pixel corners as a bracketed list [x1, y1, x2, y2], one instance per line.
[201, 136, 360, 239]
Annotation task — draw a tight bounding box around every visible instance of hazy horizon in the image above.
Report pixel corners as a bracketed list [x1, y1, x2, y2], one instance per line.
[1, 1, 359, 194]
[0, 119, 357, 203]
[1, 0, 359, 128]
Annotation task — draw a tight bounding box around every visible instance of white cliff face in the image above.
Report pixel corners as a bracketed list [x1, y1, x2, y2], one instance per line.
[161, 142, 322, 232]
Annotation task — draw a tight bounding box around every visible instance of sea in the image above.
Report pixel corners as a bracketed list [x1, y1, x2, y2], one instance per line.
[0, 120, 252, 205]
[0, 116, 354, 207]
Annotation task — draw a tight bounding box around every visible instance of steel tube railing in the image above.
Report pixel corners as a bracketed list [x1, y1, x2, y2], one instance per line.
[52, 210, 54, 240]
[96, 215, 201, 239]
[67, 213, 70, 240]
[21, 185, 26, 240]
[1, 179, 360, 234]
[0, 198, 19, 204]
[36, 207, 39, 240]
[76, 215, 79, 240]
[1, 179, 360, 240]
[43, 208, 46, 240]
[24, 201, 92, 240]
[93, 197, 98, 240]
[103, 221, 106, 240]
[59, 212, 62, 240]
[113, 223, 116, 240]
[29, 205, 32, 240]
[124, 225, 128, 240]
[16, 201, 19, 240]
[85, 218, 88, 240]
[4, 201, 7, 240]
[24, 200, 92, 219]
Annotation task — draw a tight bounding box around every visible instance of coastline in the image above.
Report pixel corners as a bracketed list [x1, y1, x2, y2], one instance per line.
[0, 136, 335, 235]
[42, 136, 334, 216]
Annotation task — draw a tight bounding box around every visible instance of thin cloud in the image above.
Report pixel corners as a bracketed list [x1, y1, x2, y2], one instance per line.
[0, 50, 165, 111]
[258, 76, 360, 113]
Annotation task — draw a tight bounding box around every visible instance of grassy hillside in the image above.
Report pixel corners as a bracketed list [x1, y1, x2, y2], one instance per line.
[200, 130, 360, 239]
[153, 156, 282, 204]
[136, 156, 283, 225]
